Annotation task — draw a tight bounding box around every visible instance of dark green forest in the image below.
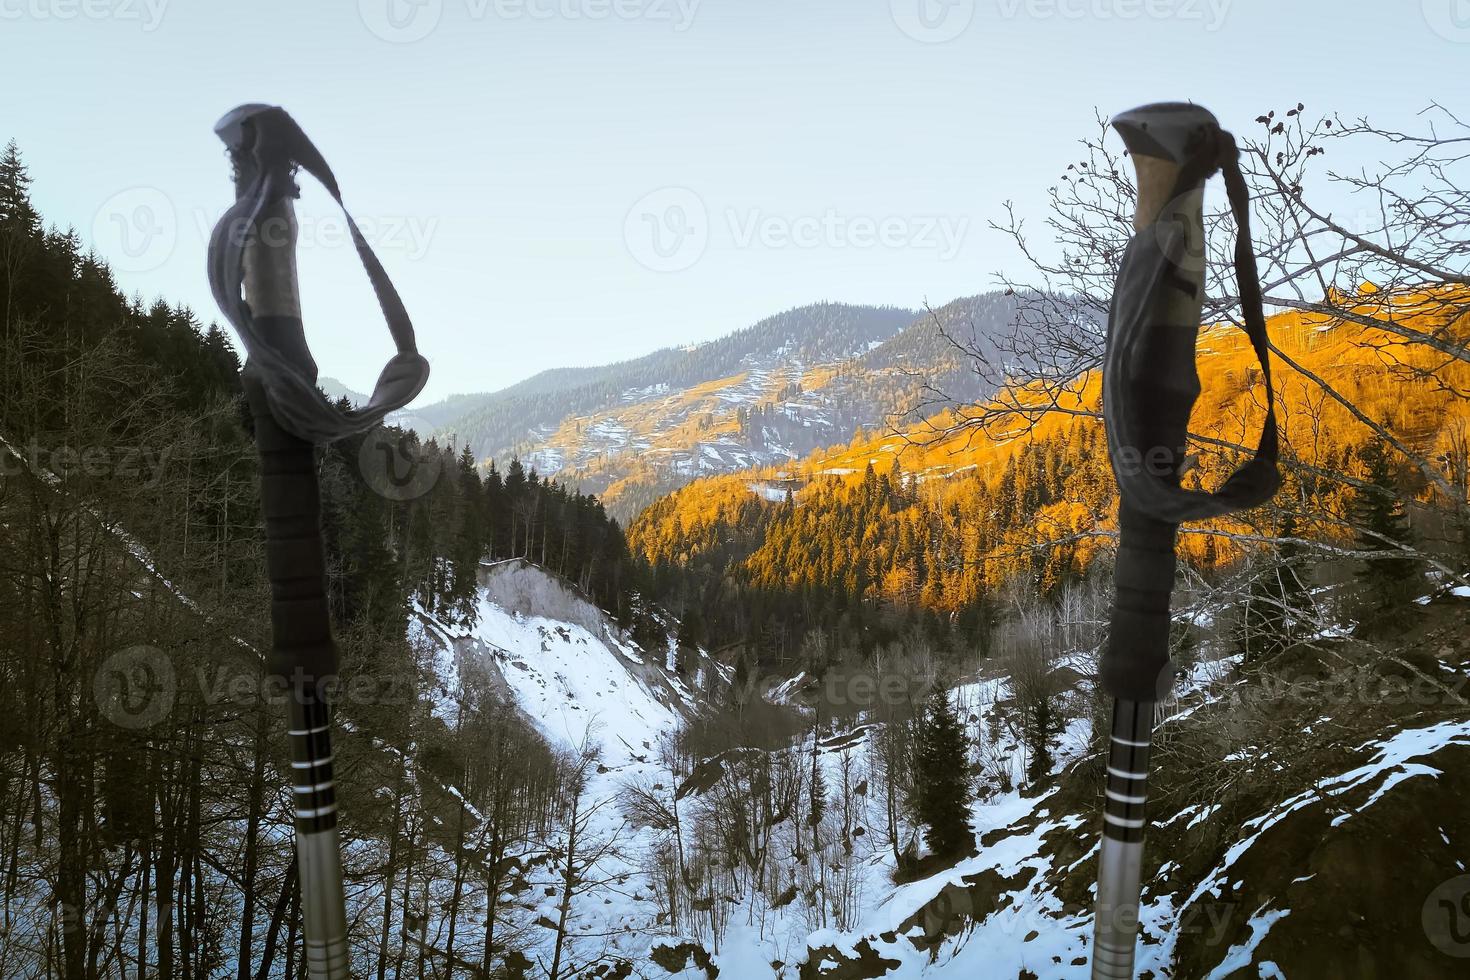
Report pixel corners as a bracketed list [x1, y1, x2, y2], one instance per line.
[0, 139, 657, 980]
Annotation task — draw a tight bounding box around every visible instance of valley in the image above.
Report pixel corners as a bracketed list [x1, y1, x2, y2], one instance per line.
[3, 91, 1469, 980]
[404, 295, 1014, 522]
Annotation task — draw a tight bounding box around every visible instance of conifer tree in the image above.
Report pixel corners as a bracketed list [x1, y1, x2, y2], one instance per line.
[0, 139, 37, 230]
[1351, 440, 1420, 612]
[912, 682, 973, 859]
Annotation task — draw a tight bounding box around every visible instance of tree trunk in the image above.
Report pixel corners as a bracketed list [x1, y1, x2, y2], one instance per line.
[237, 713, 268, 980]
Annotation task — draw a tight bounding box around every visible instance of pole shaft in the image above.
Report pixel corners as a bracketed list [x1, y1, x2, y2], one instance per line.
[1092, 699, 1154, 979]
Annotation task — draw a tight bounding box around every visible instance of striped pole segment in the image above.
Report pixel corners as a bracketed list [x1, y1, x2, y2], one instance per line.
[289, 698, 350, 978]
[1092, 699, 1153, 979]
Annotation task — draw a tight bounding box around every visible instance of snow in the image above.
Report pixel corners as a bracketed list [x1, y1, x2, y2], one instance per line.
[350, 560, 1470, 977]
[1204, 908, 1291, 980]
[748, 481, 795, 503]
[411, 562, 698, 972]
[421, 563, 687, 767]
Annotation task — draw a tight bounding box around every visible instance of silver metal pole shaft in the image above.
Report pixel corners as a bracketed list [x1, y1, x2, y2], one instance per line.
[1092, 699, 1153, 979]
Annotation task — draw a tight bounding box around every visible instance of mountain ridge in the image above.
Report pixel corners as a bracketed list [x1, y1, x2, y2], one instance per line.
[411, 294, 1023, 521]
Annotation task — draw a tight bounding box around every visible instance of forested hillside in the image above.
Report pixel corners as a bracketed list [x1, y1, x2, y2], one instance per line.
[575, 291, 1022, 519]
[424, 301, 913, 457]
[631, 285, 1470, 669]
[0, 140, 662, 979]
[630, 103, 1470, 687]
[394, 295, 1023, 522]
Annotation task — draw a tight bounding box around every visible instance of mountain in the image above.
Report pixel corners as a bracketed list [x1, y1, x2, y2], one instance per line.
[628, 286, 1470, 660]
[422, 295, 1020, 521]
[317, 375, 371, 405]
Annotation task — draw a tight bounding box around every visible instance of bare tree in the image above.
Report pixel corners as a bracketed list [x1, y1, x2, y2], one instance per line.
[544, 733, 628, 980]
[930, 105, 1469, 583]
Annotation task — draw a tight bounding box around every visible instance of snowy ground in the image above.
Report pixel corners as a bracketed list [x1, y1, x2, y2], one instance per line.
[409, 564, 1470, 978]
[413, 561, 703, 972]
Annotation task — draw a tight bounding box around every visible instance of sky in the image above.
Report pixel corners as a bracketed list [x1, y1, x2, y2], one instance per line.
[3, 0, 1466, 401]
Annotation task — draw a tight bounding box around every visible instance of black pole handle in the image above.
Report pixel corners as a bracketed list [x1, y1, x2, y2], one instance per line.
[243, 363, 337, 686]
[1101, 102, 1281, 700]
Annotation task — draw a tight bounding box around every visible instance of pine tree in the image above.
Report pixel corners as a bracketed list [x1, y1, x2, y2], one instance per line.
[809, 742, 828, 829]
[912, 683, 973, 859]
[0, 139, 37, 230]
[1351, 440, 1420, 612]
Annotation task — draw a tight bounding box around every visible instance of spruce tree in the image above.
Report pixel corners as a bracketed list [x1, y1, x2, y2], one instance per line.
[1351, 440, 1419, 612]
[0, 139, 37, 230]
[913, 682, 973, 859]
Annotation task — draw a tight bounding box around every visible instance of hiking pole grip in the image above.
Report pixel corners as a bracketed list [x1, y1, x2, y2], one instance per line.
[240, 190, 351, 980]
[1102, 102, 1219, 705]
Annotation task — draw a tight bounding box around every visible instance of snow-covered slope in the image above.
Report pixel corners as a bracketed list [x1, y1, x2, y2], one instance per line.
[776, 596, 1470, 980]
[410, 561, 1470, 979]
[417, 559, 693, 765]
[411, 560, 707, 972]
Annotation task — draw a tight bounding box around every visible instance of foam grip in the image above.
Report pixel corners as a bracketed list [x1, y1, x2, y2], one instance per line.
[243, 349, 337, 686]
[1102, 505, 1178, 701]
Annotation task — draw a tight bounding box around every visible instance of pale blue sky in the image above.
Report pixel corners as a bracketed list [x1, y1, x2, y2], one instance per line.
[3, 0, 1464, 400]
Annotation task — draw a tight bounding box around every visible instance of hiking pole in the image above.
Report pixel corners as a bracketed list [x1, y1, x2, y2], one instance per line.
[207, 104, 430, 980]
[1091, 103, 1281, 979]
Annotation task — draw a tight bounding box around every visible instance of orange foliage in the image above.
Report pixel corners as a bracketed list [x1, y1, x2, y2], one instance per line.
[629, 287, 1470, 612]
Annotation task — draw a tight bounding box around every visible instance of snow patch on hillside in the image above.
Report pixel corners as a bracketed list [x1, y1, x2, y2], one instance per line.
[419, 560, 691, 765]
